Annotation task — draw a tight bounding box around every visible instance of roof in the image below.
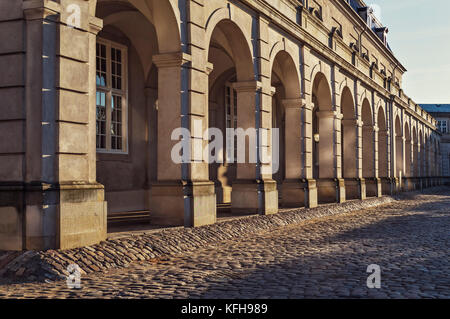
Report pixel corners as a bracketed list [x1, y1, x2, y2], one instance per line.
[420, 104, 450, 113]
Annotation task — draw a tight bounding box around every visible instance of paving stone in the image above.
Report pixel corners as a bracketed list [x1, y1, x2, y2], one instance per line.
[0, 187, 449, 298]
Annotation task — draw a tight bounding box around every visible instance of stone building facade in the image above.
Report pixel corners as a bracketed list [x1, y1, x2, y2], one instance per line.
[420, 105, 450, 179]
[0, 0, 442, 251]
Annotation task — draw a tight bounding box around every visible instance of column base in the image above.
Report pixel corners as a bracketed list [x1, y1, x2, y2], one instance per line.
[344, 178, 365, 200]
[149, 181, 216, 227]
[0, 182, 107, 251]
[316, 178, 345, 204]
[380, 177, 392, 195]
[393, 177, 401, 194]
[403, 177, 418, 191]
[231, 179, 278, 215]
[305, 179, 318, 208]
[365, 178, 379, 198]
[280, 179, 307, 208]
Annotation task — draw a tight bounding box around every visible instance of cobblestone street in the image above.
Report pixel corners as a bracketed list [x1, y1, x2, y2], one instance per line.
[0, 190, 449, 299]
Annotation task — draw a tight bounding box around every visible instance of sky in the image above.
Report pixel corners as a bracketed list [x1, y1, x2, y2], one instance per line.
[367, 0, 450, 104]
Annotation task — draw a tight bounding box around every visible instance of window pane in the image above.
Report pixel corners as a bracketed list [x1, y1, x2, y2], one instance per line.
[96, 91, 107, 149]
[96, 40, 127, 152]
[111, 95, 123, 150]
[111, 47, 122, 90]
[96, 43, 107, 87]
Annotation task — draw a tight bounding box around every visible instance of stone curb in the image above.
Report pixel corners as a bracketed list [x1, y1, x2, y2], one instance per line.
[0, 195, 401, 284]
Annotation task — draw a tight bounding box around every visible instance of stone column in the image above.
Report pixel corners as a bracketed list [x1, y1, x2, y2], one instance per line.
[363, 124, 376, 197]
[0, 1, 107, 251]
[145, 87, 158, 184]
[417, 142, 423, 190]
[408, 139, 414, 190]
[342, 119, 360, 199]
[378, 129, 389, 194]
[280, 99, 306, 208]
[303, 102, 318, 208]
[315, 110, 344, 203]
[149, 53, 216, 227]
[373, 125, 382, 197]
[231, 81, 278, 215]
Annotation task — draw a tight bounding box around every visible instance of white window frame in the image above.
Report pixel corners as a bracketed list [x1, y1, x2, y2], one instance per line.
[96, 38, 129, 154]
[224, 82, 238, 164]
[437, 120, 447, 134]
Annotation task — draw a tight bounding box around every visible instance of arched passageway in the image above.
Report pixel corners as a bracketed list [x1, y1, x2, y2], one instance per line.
[413, 128, 419, 180]
[377, 107, 389, 194]
[419, 130, 425, 179]
[95, 0, 176, 216]
[362, 99, 376, 197]
[404, 123, 412, 178]
[395, 116, 404, 181]
[207, 19, 256, 214]
[312, 73, 336, 203]
[270, 51, 303, 208]
[341, 87, 359, 199]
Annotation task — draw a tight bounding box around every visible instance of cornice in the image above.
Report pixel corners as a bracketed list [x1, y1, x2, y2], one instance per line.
[23, 0, 61, 21]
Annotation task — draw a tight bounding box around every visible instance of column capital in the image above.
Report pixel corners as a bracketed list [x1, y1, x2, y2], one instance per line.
[153, 52, 191, 68]
[89, 16, 103, 35]
[281, 98, 306, 109]
[270, 86, 277, 97]
[23, 0, 61, 20]
[232, 80, 262, 92]
[205, 62, 214, 76]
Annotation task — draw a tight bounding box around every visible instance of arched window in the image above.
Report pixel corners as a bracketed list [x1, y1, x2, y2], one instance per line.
[96, 38, 128, 153]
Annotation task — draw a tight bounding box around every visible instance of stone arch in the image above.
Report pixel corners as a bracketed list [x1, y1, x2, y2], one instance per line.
[206, 17, 257, 212]
[207, 19, 254, 82]
[94, 0, 181, 214]
[312, 72, 333, 111]
[270, 50, 301, 99]
[95, 0, 181, 54]
[270, 50, 302, 207]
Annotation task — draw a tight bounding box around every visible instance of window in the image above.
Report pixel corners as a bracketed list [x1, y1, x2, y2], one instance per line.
[225, 82, 238, 163]
[332, 18, 343, 38]
[437, 120, 448, 134]
[310, 0, 323, 20]
[96, 38, 128, 153]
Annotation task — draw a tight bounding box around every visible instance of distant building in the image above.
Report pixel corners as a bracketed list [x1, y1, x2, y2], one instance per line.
[420, 105, 450, 177]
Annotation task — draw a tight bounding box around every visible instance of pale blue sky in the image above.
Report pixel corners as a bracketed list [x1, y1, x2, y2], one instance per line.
[367, 0, 450, 103]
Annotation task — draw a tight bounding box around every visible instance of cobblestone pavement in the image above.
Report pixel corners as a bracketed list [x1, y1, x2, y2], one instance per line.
[0, 190, 449, 299]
